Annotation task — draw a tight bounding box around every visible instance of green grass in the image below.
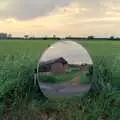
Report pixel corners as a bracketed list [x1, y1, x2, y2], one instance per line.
[80, 40, 120, 56]
[0, 40, 120, 119]
[6, 90, 120, 120]
[0, 40, 120, 85]
[80, 74, 90, 84]
[1, 40, 120, 57]
[39, 70, 80, 83]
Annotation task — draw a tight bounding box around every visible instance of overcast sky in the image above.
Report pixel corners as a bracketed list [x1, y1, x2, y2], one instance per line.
[0, 0, 120, 37]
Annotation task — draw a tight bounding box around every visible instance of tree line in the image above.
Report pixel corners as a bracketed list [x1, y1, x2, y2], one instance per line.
[0, 33, 120, 41]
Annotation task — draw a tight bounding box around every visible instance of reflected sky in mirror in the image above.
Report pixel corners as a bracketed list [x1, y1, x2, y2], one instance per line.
[40, 40, 93, 65]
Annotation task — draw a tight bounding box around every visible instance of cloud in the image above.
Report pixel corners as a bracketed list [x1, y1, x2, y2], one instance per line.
[1, 0, 120, 20]
[0, 0, 73, 20]
[1, 0, 120, 37]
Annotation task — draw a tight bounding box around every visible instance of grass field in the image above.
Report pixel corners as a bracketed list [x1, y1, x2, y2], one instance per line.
[39, 70, 81, 84]
[1, 40, 120, 57]
[0, 40, 120, 120]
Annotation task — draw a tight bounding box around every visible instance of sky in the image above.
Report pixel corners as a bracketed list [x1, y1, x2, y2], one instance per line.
[0, 0, 120, 37]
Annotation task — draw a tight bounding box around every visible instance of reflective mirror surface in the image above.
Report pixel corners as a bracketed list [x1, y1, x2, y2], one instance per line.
[37, 40, 93, 97]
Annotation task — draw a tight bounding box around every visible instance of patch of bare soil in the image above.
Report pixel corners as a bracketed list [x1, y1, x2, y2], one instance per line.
[68, 75, 81, 85]
[64, 73, 81, 85]
[32, 109, 58, 120]
[3, 97, 12, 120]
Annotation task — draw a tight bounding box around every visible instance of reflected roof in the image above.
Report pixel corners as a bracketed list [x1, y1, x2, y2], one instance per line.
[40, 57, 68, 66]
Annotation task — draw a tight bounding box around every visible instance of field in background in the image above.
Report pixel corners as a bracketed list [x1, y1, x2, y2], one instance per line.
[0, 40, 120, 120]
[0, 40, 120, 96]
[0, 40, 120, 84]
[1, 40, 120, 57]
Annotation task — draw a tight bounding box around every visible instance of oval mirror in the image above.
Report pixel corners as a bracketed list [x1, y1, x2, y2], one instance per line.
[37, 40, 93, 98]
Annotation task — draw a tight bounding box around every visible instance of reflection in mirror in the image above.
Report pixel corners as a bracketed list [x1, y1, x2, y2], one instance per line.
[37, 40, 93, 98]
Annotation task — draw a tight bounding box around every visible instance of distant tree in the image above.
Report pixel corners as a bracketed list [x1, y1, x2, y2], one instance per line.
[53, 34, 56, 38]
[8, 34, 12, 38]
[110, 36, 114, 40]
[43, 35, 47, 40]
[29, 36, 35, 40]
[68, 35, 71, 38]
[116, 37, 119, 39]
[24, 35, 29, 39]
[88, 36, 94, 40]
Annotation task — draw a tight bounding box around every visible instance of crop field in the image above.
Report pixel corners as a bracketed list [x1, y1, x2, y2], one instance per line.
[0, 40, 120, 120]
[0, 40, 120, 85]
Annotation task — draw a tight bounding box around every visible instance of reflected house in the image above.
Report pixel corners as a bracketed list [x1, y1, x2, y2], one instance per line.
[39, 57, 68, 74]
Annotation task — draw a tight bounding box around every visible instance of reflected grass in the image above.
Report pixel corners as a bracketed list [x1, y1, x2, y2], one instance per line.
[39, 70, 80, 84]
